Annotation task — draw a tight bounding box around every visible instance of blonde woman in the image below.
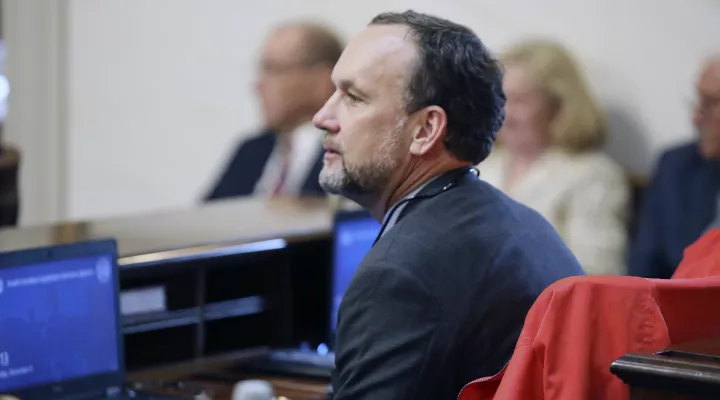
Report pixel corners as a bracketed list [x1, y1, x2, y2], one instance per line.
[479, 40, 629, 275]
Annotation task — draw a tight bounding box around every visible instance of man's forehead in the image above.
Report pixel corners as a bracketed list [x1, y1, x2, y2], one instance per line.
[262, 26, 307, 60]
[332, 24, 416, 93]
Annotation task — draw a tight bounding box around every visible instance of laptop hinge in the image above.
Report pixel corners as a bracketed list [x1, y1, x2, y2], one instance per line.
[52, 386, 122, 400]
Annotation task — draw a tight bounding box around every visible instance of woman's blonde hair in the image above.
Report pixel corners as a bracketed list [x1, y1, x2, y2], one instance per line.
[502, 39, 606, 152]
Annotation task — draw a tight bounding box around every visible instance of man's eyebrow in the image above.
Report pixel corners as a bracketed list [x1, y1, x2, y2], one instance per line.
[337, 78, 370, 98]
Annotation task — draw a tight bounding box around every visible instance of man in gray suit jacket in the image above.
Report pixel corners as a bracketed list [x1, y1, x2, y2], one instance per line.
[313, 10, 585, 400]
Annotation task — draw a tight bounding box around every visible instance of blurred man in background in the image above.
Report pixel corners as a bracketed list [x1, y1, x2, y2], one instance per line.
[629, 56, 720, 278]
[0, 40, 19, 228]
[205, 22, 343, 201]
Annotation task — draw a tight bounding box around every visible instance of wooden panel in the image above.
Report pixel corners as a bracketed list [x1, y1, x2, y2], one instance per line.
[128, 350, 330, 399]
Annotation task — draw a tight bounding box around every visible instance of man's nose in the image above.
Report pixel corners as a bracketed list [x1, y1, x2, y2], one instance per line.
[313, 95, 340, 134]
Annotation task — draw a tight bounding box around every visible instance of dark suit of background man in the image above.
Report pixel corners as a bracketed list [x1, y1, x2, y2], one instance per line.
[205, 23, 343, 201]
[629, 57, 720, 278]
[313, 10, 585, 400]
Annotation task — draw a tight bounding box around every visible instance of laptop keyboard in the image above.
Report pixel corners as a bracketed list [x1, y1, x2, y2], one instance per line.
[268, 349, 336, 369]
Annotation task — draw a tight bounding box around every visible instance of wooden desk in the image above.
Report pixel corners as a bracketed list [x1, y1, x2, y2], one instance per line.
[128, 349, 330, 400]
[611, 337, 720, 399]
[0, 197, 338, 372]
[0, 196, 333, 257]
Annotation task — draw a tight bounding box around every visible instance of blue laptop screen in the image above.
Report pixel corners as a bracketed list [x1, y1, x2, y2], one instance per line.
[331, 214, 381, 333]
[0, 254, 120, 392]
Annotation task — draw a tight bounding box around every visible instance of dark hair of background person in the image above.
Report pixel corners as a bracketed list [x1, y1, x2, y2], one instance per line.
[370, 10, 506, 164]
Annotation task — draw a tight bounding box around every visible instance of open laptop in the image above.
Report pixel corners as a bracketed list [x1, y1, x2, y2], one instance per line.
[247, 210, 381, 379]
[0, 239, 178, 400]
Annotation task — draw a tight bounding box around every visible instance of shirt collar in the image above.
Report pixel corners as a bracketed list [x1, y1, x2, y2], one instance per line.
[375, 167, 477, 240]
[379, 177, 438, 237]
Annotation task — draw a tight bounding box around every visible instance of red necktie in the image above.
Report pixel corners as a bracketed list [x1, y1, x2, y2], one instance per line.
[272, 140, 291, 196]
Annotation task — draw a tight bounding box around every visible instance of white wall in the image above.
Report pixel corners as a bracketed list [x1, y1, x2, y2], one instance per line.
[5, 0, 720, 223]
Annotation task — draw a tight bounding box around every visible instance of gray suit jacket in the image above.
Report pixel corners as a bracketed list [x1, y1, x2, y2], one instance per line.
[332, 168, 585, 399]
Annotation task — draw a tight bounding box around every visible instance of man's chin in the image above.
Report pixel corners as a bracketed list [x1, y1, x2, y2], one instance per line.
[319, 169, 371, 199]
[319, 170, 346, 195]
[319, 182, 343, 195]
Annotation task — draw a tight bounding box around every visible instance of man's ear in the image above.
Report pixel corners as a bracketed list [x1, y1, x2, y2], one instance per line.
[409, 105, 447, 156]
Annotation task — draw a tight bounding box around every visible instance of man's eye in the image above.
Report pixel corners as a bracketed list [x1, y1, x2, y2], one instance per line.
[346, 93, 361, 103]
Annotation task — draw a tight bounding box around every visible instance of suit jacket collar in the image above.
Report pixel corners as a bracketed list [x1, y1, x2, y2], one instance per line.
[395, 166, 477, 224]
[416, 167, 477, 197]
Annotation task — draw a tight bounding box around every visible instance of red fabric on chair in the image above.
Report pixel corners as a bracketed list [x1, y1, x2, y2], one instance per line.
[672, 229, 720, 279]
[458, 275, 720, 400]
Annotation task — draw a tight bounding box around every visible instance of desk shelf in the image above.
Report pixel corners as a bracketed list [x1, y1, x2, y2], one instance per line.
[119, 237, 331, 372]
[122, 296, 266, 335]
[205, 296, 265, 321]
[123, 308, 199, 334]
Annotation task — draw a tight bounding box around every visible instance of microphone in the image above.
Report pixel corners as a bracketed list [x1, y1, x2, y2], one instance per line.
[232, 380, 275, 400]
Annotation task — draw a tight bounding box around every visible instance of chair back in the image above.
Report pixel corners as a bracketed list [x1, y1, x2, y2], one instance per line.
[458, 275, 720, 400]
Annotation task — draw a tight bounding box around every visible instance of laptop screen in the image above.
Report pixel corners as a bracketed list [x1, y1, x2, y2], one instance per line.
[330, 211, 381, 335]
[0, 252, 120, 393]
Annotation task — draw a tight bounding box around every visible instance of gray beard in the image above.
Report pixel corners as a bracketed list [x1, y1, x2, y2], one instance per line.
[319, 119, 406, 199]
[319, 155, 395, 198]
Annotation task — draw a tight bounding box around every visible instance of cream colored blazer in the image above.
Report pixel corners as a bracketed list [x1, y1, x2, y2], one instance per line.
[479, 149, 630, 275]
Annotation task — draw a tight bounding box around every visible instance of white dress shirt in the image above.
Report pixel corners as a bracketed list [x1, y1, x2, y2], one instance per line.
[253, 123, 324, 196]
[479, 148, 630, 275]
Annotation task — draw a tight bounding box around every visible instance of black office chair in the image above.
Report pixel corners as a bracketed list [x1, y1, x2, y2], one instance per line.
[0, 145, 20, 228]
